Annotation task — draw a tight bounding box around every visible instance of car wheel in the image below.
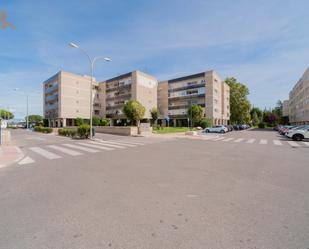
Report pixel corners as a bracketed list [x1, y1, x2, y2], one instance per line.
[292, 134, 304, 141]
[220, 130, 225, 133]
[205, 130, 209, 133]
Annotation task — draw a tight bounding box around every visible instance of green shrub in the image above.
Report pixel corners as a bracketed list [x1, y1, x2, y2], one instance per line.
[100, 118, 110, 126]
[77, 124, 90, 139]
[92, 117, 101, 126]
[58, 128, 77, 137]
[75, 117, 84, 126]
[199, 118, 212, 129]
[258, 122, 265, 129]
[34, 126, 52, 133]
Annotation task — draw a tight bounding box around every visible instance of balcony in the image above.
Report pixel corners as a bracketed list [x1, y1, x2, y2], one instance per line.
[45, 103, 58, 110]
[168, 83, 205, 92]
[45, 94, 58, 102]
[45, 84, 58, 94]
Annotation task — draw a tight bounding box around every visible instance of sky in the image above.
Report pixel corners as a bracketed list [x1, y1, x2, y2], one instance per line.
[0, 0, 309, 119]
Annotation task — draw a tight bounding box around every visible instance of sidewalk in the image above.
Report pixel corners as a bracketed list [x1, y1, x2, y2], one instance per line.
[0, 146, 24, 168]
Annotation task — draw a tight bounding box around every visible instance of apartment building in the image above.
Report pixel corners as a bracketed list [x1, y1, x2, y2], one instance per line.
[102, 70, 158, 124]
[43, 71, 98, 127]
[158, 70, 230, 126]
[282, 100, 290, 117]
[288, 67, 309, 125]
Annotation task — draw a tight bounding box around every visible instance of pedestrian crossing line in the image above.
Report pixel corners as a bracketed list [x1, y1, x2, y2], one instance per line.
[246, 138, 255, 144]
[98, 140, 137, 147]
[212, 137, 225, 141]
[287, 141, 300, 147]
[259, 139, 268, 145]
[63, 144, 99, 153]
[76, 142, 114, 151]
[18, 156, 35, 165]
[109, 140, 145, 145]
[302, 142, 309, 147]
[234, 138, 244, 143]
[29, 147, 62, 160]
[273, 140, 283, 146]
[89, 141, 126, 149]
[222, 138, 234, 142]
[47, 145, 83, 156]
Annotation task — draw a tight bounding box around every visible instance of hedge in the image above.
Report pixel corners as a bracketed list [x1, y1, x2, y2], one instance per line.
[58, 128, 77, 137]
[34, 126, 53, 133]
[58, 125, 90, 139]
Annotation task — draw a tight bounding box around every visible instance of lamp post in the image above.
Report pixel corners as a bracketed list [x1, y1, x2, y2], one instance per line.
[69, 42, 111, 140]
[13, 88, 29, 129]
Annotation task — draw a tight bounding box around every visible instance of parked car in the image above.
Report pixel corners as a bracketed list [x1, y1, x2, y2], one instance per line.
[224, 125, 233, 132]
[279, 125, 297, 135]
[204, 125, 228, 133]
[286, 126, 309, 141]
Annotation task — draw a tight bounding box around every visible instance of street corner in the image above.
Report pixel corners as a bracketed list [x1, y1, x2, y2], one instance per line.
[0, 145, 24, 169]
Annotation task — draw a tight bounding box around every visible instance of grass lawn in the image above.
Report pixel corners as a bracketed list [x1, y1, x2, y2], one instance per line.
[152, 127, 194, 134]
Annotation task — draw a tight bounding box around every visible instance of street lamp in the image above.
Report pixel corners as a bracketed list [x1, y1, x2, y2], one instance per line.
[69, 42, 111, 140]
[13, 88, 29, 129]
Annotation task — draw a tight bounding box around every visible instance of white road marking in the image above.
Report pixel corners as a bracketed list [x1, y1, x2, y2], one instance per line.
[18, 156, 35, 165]
[302, 142, 309, 147]
[222, 138, 234, 142]
[246, 139, 255, 144]
[29, 147, 62, 160]
[89, 141, 125, 149]
[273, 140, 283, 146]
[97, 140, 136, 147]
[76, 142, 114, 151]
[287, 141, 300, 147]
[259, 139, 268, 145]
[234, 138, 244, 143]
[109, 140, 144, 145]
[212, 137, 225, 141]
[48, 145, 83, 156]
[63, 144, 99, 153]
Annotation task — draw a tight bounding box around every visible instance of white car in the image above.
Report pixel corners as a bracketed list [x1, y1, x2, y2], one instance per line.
[286, 126, 309, 141]
[204, 125, 228, 134]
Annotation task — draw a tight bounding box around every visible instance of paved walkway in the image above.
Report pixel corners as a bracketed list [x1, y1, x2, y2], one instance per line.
[0, 145, 24, 168]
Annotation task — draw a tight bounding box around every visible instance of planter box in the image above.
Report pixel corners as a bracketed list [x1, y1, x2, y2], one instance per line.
[95, 126, 138, 136]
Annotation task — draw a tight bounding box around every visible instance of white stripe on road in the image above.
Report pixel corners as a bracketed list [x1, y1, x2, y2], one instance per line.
[29, 147, 62, 160]
[109, 140, 144, 145]
[273, 140, 283, 146]
[287, 141, 300, 147]
[259, 139, 268, 145]
[212, 137, 225, 141]
[63, 144, 99, 153]
[76, 142, 114, 151]
[89, 141, 125, 149]
[48, 145, 83, 156]
[302, 142, 309, 147]
[18, 156, 35, 165]
[98, 140, 136, 147]
[222, 138, 234, 142]
[246, 138, 255, 144]
[234, 138, 244, 143]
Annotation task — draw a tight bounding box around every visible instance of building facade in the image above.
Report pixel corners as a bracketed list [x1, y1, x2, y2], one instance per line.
[288, 67, 309, 125]
[158, 70, 230, 126]
[282, 100, 290, 117]
[103, 70, 158, 124]
[43, 71, 97, 127]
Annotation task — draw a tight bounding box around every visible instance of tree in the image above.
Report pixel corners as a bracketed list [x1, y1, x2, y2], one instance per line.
[92, 116, 101, 126]
[200, 118, 212, 129]
[273, 100, 283, 117]
[250, 107, 263, 121]
[150, 107, 160, 125]
[187, 105, 204, 126]
[252, 112, 260, 126]
[0, 109, 14, 120]
[263, 111, 279, 126]
[26, 115, 43, 125]
[123, 100, 145, 126]
[225, 77, 251, 124]
[75, 117, 84, 126]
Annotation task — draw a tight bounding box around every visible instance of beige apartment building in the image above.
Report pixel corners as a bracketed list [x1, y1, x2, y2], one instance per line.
[43, 71, 98, 127]
[103, 70, 158, 125]
[158, 70, 230, 126]
[288, 67, 309, 125]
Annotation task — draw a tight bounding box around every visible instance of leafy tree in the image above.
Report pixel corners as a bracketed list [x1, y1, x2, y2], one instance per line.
[200, 118, 212, 129]
[150, 107, 160, 125]
[273, 100, 283, 117]
[100, 118, 110, 126]
[26, 115, 43, 125]
[250, 107, 263, 121]
[252, 112, 260, 126]
[0, 109, 14, 120]
[123, 100, 145, 126]
[75, 117, 84, 126]
[225, 77, 251, 124]
[92, 116, 101, 126]
[263, 111, 278, 126]
[188, 105, 204, 126]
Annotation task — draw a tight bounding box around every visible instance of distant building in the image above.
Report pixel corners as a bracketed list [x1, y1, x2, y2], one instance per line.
[282, 100, 290, 117]
[157, 70, 230, 126]
[288, 67, 309, 125]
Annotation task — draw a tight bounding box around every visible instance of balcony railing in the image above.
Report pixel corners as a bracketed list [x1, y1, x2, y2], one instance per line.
[45, 103, 58, 110]
[45, 84, 58, 94]
[168, 83, 205, 92]
[45, 94, 58, 102]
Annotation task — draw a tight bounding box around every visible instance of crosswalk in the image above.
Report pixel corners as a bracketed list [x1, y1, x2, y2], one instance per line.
[201, 136, 309, 148]
[18, 138, 171, 166]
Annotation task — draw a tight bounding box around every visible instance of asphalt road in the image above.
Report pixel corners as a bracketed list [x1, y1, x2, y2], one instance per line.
[0, 129, 309, 249]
